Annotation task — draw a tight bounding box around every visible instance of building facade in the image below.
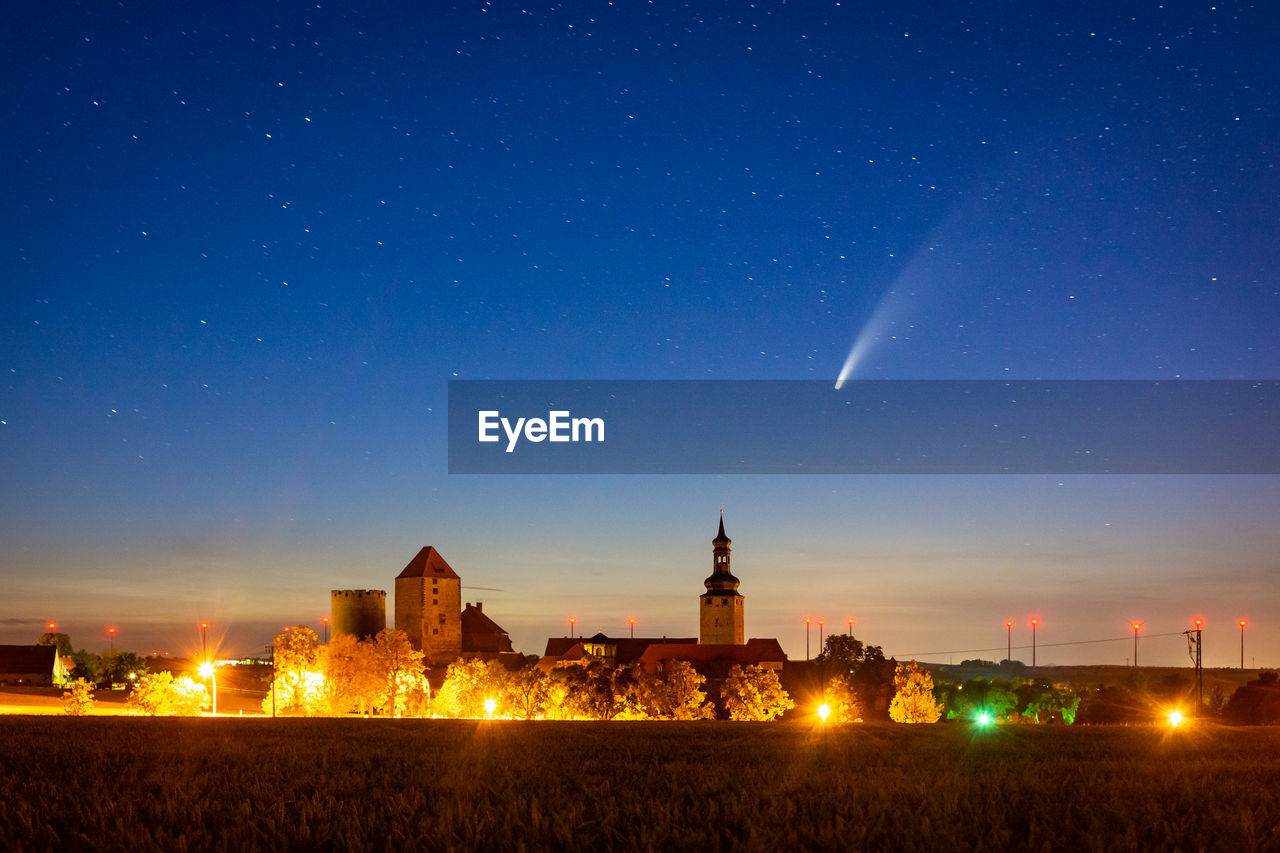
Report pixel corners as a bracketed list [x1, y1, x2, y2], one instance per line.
[394, 546, 462, 664]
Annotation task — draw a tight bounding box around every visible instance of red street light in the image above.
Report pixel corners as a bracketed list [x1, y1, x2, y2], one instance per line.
[1240, 619, 1247, 670]
[847, 617, 854, 637]
[804, 617, 812, 660]
[1005, 621, 1013, 664]
[1131, 622, 1142, 667]
[322, 616, 330, 643]
[568, 616, 576, 638]
[628, 617, 636, 639]
[1030, 618, 1039, 670]
[47, 622, 57, 632]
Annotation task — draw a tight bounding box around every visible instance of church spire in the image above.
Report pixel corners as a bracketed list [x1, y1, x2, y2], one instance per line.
[704, 513, 739, 593]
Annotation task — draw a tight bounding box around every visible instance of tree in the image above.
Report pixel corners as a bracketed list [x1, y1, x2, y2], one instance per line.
[437, 658, 510, 718]
[38, 632, 74, 657]
[320, 634, 383, 716]
[369, 629, 425, 717]
[68, 649, 102, 683]
[270, 626, 322, 716]
[643, 661, 714, 720]
[128, 672, 208, 716]
[100, 650, 148, 687]
[889, 660, 942, 724]
[720, 664, 795, 722]
[816, 634, 885, 672]
[1223, 672, 1280, 725]
[825, 673, 863, 723]
[507, 666, 552, 720]
[62, 679, 96, 716]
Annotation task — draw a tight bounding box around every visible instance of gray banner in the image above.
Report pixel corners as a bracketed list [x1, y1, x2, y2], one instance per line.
[448, 380, 1280, 474]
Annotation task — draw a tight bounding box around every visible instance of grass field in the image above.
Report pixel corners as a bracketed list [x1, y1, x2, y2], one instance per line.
[2, 717, 1278, 852]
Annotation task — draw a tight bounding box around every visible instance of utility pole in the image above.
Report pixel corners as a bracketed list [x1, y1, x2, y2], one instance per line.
[1184, 621, 1203, 715]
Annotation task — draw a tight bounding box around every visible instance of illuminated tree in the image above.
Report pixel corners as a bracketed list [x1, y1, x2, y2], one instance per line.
[889, 660, 942, 724]
[437, 658, 510, 718]
[560, 661, 646, 720]
[320, 634, 384, 716]
[369, 629, 425, 718]
[825, 673, 863, 723]
[645, 661, 714, 720]
[62, 678, 96, 716]
[128, 672, 208, 716]
[721, 664, 794, 722]
[270, 626, 323, 716]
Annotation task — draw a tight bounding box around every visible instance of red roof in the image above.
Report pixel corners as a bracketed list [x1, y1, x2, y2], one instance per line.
[396, 546, 460, 580]
[541, 635, 697, 663]
[460, 603, 514, 654]
[636, 638, 787, 675]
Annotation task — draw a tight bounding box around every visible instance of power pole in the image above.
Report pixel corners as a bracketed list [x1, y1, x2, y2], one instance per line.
[1184, 622, 1202, 715]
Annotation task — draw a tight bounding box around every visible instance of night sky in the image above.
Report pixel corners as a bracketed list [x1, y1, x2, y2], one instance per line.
[3, 2, 1277, 667]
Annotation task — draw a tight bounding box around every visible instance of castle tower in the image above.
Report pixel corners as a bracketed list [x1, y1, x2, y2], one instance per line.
[394, 546, 462, 664]
[330, 589, 386, 640]
[700, 513, 744, 645]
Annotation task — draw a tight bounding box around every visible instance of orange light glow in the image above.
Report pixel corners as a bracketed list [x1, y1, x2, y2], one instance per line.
[107, 626, 117, 635]
[1239, 619, 1247, 627]
[816, 703, 831, 724]
[1006, 620, 1013, 628]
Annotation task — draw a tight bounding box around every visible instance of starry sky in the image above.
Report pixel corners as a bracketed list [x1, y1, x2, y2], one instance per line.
[3, 1, 1278, 667]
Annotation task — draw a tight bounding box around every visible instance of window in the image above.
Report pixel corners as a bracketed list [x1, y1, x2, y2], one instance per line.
[433, 628, 439, 635]
[433, 599, 438, 605]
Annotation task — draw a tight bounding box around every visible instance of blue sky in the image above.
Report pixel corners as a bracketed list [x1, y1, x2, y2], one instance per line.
[2, 1, 1276, 665]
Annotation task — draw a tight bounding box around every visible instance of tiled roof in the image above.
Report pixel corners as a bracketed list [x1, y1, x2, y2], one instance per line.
[395, 546, 460, 580]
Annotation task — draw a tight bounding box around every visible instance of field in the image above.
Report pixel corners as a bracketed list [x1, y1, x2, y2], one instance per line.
[2, 718, 1278, 852]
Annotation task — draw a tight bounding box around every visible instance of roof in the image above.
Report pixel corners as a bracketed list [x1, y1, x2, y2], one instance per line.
[396, 546, 460, 580]
[713, 514, 730, 546]
[0, 645, 58, 675]
[637, 638, 787, 668]
[460, 603, 514, 654]
[541, 635, 698, 662]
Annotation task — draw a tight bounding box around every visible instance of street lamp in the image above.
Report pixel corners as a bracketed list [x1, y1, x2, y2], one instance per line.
[322, 616, 329, 644]
[107, 625, 117, 653]
[847, 617, 854, 637]
[805, 617, 812, 660]
[198, 661, 217, 716]
[1131, 623, 1141, 668]
[628, 617, 636, 639]
[200, 622, 209, 661]
[818, 620, 825, 654]
[47, 622, 56, 633]
[1030, 618, 1038, 670]
[568, 616, 576, 639]
[1005, 621, 1013, 664]
[1240, 619, 1247, 670]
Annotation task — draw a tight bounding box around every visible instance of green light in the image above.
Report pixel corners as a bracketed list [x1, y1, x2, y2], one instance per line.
[976, 712, 993, 725]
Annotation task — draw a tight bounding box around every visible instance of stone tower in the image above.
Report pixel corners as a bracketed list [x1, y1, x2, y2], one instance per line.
[700, 514, 744, 645]
[329, 589, 386, 640]
[394, 546, 462, 664]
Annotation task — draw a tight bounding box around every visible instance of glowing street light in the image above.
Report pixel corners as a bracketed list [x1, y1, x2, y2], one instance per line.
[1240, 619, 1247, 670]
[628, 617, 636, 639]
[804, 617, 812, 660]
[976, 712, 993, 726]
[818, 619, 825, 653]
[483, 697, 497, 719]
[816, 703, 831, 724]
[200, 622, 209, 661]
[1030, 618, 1038, 670]
[568, 616, 576, 639]
[1167, 709, 1184, 728]
[47, 622, 57, 633]
[1131, 622, 1142, 668]
[1005, 621, 1013, 664]
[198, 661, 218, 716]
[107, 625, 117, 653]
[847, 617, 854, 637]
[322, 616, 330, 644]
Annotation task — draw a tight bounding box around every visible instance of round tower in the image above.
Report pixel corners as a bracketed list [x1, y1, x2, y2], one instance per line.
[330, 589, 387, 640]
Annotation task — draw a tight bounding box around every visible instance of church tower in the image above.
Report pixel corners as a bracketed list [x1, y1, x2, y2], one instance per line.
[700, 513, 745, 645]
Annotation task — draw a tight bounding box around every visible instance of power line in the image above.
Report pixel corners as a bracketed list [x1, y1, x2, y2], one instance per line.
[892, 630, 1188, 660]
